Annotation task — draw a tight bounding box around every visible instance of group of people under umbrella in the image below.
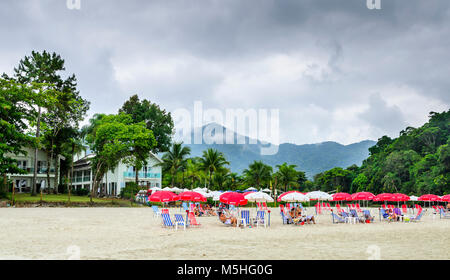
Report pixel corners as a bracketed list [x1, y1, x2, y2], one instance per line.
[147, 187, 450, 228]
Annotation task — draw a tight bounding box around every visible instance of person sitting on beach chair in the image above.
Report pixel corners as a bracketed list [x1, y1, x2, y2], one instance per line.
[218, 211, 238, 227]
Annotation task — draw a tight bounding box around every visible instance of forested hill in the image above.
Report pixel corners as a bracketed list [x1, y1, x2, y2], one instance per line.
[184, 123, 376, 178]
[314, 110, 450, 195]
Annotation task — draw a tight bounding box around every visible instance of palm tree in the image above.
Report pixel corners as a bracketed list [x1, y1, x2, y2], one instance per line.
[185, 158, 201, 189]
[198, 148, 229, 188]
[275, 163, 299, 192]
[159, 142, 191, 187]
[243, 161, 273, 190]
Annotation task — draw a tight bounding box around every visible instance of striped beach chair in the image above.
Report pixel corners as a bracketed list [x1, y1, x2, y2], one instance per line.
[174, 214, 187, 230]
[161, 213, 175, 229]
[255, 211, 267, 228]
[262, 202, 269, 211]
[240, 210, 251, 227]
[152, 206, 161, 218]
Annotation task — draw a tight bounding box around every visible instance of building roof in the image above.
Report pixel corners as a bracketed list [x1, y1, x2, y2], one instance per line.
[74, 151, 163, 167]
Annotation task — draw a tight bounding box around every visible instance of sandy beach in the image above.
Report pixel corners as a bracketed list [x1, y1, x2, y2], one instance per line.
[0, 207, 448, 260]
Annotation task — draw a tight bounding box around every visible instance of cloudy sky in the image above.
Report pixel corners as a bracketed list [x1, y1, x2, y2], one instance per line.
[1, 0, 449, 145]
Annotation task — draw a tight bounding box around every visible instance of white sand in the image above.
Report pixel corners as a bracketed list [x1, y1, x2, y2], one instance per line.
[0, 207, 448, 260]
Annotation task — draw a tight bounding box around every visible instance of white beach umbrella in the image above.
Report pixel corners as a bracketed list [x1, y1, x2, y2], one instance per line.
[213, 191, 232, 201]
[409, 195, 419, 201]
[244, 192, 274, 202]
[280, 192, 310, 202]
[306, 191, 332, 201]
[245, 187, 258, 191]
[261, 188, 271, 193]
[171, 187, 183, 193]
[149, 187, 162, 192]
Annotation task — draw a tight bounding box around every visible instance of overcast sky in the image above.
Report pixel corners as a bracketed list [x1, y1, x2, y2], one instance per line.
[1, 0, 449, 145]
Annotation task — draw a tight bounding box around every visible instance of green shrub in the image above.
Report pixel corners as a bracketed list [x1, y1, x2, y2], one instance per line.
[120, 182, 142, 200]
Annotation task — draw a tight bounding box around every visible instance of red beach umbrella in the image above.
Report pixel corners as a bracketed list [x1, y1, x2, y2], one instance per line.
[441, 195, 450, 202]
[392, 193, 410, 202]
[178, 191, 207, 202]
[149, 191, 179, 203]
[220, 192, 248, 206]
[374, 193, 395, 202]
[418, 194, 441, 202]
[351, 192, 375, 201]
[332, 192, 352, 201]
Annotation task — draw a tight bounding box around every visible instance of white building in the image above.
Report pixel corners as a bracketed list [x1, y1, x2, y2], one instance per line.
[6, 147, 65, 193]
[72, 152, 163, 196]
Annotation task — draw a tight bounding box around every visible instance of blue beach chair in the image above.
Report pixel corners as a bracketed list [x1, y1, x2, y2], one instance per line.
[255, 211, 267, 228]
[439, 208, 450, 219]
[331, 212, 346, 224]
[161, 213, 175, 229]
[174, 214, 187, 230]
[409, 211, 424, 222]
[152, 206, 161, 218]
[240, 210, 251, 227]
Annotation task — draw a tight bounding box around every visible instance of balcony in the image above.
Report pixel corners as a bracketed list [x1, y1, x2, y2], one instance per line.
[17, 167, 55, 174]
[123, 172, 161, 179]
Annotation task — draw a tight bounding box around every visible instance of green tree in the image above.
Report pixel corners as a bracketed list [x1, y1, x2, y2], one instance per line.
[159, 143, 191, 187]
[0, 79, 35, 194]
[86, 113, 156, 200]
[198, 148, 229, 188]
[119, 94, 174, 153]
[243, 161, 273, 190]
[6, 51, 85, 196]
[274, 163, 298, 192]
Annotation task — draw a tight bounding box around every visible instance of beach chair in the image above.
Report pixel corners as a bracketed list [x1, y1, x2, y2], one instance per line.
[279, 204, 285, 214]
[181, 202, 189, 212]
[356, 203, 362, 213]
[161, 208, 169, 214]
[187, 212, 201, 227]
[326, 203, 331, 211]
[350, 209, 364, 223]
[331, 212, 346, 224]
[256, 202, 262, 211]
[379, 208, 391, 222]
[240, 210, 251, 227]
[340, 211, 355, 224]
[336, 204, 343, 213]
[280, 211, 293, 225]
[174, 214, 187, 230]
[381, 204, 386, 210]
[161, 213, 176, 229]
[218, 214, 234, 227]
[152, 206, 161, 218]
[409, 211, 424, 222]
[298, 203, 304, 210]
[363, 210, 375, 222]
[255, 211, 267, 228]
[262, 202, 269, 211]
[402, 204, 408, 214]
[439, 208, 450, 219]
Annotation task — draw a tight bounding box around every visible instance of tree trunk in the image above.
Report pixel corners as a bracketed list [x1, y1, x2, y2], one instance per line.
[32, 106, 41, 196]
[54, 153, 59, 194]
[46, 152, 51, 194]
[135, 165, 139, 186]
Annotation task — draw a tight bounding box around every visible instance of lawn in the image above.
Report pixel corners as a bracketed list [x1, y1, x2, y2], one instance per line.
[5, 193, 140, 207]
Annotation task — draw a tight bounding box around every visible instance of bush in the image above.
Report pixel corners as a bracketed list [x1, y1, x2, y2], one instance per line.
[74, 188, 90, 196]
[120, 182, 141, 200]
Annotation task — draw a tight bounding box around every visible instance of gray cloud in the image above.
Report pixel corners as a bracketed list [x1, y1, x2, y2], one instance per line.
[0, 0, 449, 144]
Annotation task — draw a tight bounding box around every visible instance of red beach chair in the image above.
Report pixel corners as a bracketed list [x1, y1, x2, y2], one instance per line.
[262, 202, 268, 211]
[188, 212, 201, 227]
